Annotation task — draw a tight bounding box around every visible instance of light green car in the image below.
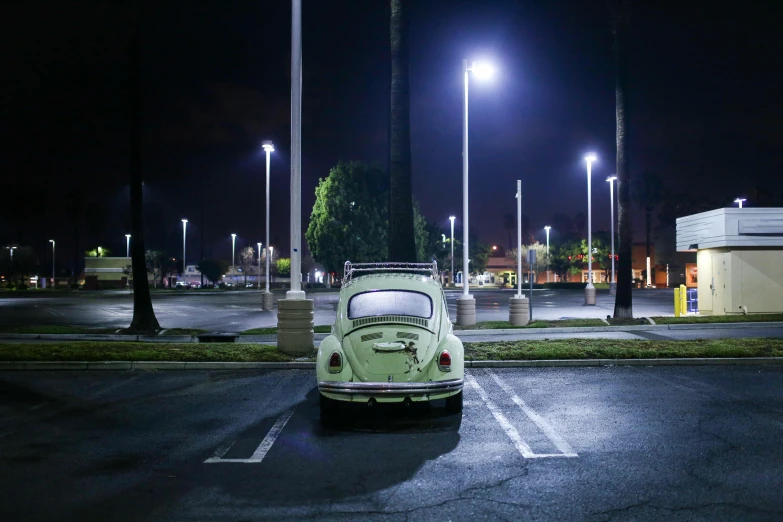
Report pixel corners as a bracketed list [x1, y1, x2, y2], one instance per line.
[317, 262, 464, 416]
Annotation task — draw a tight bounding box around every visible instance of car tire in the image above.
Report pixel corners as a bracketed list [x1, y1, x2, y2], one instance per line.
[445, 390, 463, 414]
[319, 393, 339, 417]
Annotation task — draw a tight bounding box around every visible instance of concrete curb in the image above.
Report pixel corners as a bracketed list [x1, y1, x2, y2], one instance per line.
[1, 357, 781, 371]
[455, 321, 783, 336]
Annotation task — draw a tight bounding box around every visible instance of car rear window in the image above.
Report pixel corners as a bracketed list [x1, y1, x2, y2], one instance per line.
[347, 291, 433, 320]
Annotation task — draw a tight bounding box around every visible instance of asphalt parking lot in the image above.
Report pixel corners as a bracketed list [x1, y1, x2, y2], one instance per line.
[1, 366, 781, 521]
[0, 288, 675, 332]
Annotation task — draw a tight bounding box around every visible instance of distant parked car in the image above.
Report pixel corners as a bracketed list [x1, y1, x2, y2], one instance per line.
[175, 281, 188, 289]
[317, 262, 464, 417]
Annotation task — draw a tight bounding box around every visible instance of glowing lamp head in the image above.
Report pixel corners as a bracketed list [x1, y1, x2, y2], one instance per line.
[607, 175, 617, 182]
[544, 226, 551, 231]
[182, 219, 188, 224]
[584, 153, 597, 163]
[125, 234, 131, 239]
[261, 140, 274, 153]
[471, 61, 496, 80]
[449, 215, 456, 222]
[231, 233, 236, 238]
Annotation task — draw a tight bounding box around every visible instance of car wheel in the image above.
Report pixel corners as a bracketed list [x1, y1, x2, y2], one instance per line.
[319, 393, 339, 417]
[445, 390, 463, 414]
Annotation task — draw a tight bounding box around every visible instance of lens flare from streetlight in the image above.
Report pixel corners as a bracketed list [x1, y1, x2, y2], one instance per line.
[471, 61, 496, 80]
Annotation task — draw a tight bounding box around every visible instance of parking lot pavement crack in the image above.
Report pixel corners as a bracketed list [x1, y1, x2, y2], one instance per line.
[590, 500, 781, 521]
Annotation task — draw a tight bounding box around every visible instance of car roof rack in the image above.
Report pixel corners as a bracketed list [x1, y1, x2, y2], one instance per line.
[343, 261, 438, 282]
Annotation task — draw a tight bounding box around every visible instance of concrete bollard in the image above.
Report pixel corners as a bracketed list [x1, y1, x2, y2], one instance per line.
[262, 292, 274, 311]
[674, 287, 681, 317]
[456, 296, 476, 326]
[277, 299, 314, 356]
[585, 285, 596, 305]
[509, 296, 529, 326]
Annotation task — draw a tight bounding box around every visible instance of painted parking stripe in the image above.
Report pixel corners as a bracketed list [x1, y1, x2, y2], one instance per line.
[204, 409, 294, 464]
[489, 371, 577, 457]
[466, 374, 535, 459]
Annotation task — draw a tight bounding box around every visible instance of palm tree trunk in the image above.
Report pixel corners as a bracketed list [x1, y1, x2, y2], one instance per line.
[613, 7, 633, 319]
[388, 0, 416, 262]
[126, 12, 160, 334]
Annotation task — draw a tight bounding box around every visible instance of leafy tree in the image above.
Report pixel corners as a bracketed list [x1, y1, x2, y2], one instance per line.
[237, 246, 255, 287]
[0, 246, 36, 286]
[453, 228, 491, 275]
[388, 0, 416, 262]
[276, 258, 291, 278]
[145, 250, 171, 289]
[548, 239, 584, 282]
[85, 246, 111, 257]
[197, 259, 229, 284]
[506, 242, 550, 279]
[612, 1, 633, 318]
[307, 162, 389, 274]
[126, 13, 160, 333]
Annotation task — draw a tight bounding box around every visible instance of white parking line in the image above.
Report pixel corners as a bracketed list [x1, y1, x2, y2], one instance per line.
[489, 371, 577, 457]
[466, 374, 535, 459]
[204, 409, 294, 464]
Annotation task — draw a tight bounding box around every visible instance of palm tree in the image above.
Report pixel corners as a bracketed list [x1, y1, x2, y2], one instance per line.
[387, 0, 416, 262]
[612, 2, 633, 319]
[125, 9, 160, 334]
[633, 171, 665, 276]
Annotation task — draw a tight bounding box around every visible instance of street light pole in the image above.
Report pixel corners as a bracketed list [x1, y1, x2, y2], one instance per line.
[262, 141, 274, 303]
[231, 233, 236, 285]
[607, 176, 617, 295]
[257, 242, 262, 290]
[544, 226, 551, 283]
[125, 234, 131, 258]
[516, 180, 522, 297]
[181, 219, 187, 283]
[49, 240, 55, 287]
[449, 215, 455, 286]
[734, 198, 746, 208]
[584, 153, 597, 305]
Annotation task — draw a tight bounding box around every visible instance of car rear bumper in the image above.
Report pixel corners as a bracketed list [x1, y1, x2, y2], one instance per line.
[318, 378, 463, 398]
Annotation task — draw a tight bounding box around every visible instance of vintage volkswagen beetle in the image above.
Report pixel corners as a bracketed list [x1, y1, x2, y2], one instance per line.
[317, 262, 464, 416]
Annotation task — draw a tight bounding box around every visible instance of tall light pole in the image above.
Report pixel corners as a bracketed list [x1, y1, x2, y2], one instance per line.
[262, 141, 274, 298]
[734, 198, 746, 208]
[257, 242, 262, 290]
[607, 176, 617, 295]
[288, 0, 303, 300]
[584, 153, 597, 305]
[544, 226, 551, 283]
[6, 246, 16, 284]
[516, 180, 522, 297]
[181, 219, 188, 281]
[231, 233, 236, 284]
[125, 234, 131, 258]
[449, 215, 455, 286]
[458, 59, 495, 325]
[49, 240, 55, 287]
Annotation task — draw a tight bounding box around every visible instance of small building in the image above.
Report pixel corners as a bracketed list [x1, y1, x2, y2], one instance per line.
[677, 207, 783, 315]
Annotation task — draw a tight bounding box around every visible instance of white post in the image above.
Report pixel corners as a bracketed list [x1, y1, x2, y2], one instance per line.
[257, 242, 262, 289]
[231, 233, 236, 283]
[608, 176, 616, 295]
[462, 59, 469, 298]
[262, 141, 274, 295]
[449, 216, 455, 285]
[182, 219, 187, 282]
[287, 0, 304, 300]
[544, 226, 551, 283]
[49, 240, 55, 286]
[125, 234, 131, 258]
[584, 154, 597, 305]
[516, 180, 522, 297]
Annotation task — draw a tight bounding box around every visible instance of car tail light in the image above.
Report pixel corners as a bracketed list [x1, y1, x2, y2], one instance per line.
[438, 350, 452, 372]
[328, 352, 342, 373]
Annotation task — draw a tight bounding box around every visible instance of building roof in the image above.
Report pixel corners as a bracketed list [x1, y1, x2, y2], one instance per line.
[676, 207, 783, 251]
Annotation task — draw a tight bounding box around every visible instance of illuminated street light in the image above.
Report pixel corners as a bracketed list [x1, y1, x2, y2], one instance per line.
[584, 153, 598, 305]
[262, 140, 274, 295]
[181, 219, 188, 282]
[607, 176, 617, 294]
[449, 216, 456, 286]
[231, 233, 237, 284]
[734, 198, 746, 208]
[544, 226, 551, 283]
[257, 242, 262, 290]
[48, 240, 55, 287]
[125, 234, 131, 258]
[459, 59, 496, 325]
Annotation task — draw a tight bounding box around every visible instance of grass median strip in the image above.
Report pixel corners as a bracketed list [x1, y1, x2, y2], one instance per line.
[241, 325, 332, 335]
[2, 338, 782, 364]
[454, 319, 607, 330]
[652, 314, 783, 325]
[464, 338, 783, 360]
[0, 342, 298, 362]
[0, 326, 119, 334]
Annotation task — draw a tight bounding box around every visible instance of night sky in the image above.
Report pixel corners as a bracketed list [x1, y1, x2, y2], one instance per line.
[2, 0, 781, 269]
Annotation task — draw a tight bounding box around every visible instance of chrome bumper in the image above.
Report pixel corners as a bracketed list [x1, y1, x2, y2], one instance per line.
[319, 378, 463, 397]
